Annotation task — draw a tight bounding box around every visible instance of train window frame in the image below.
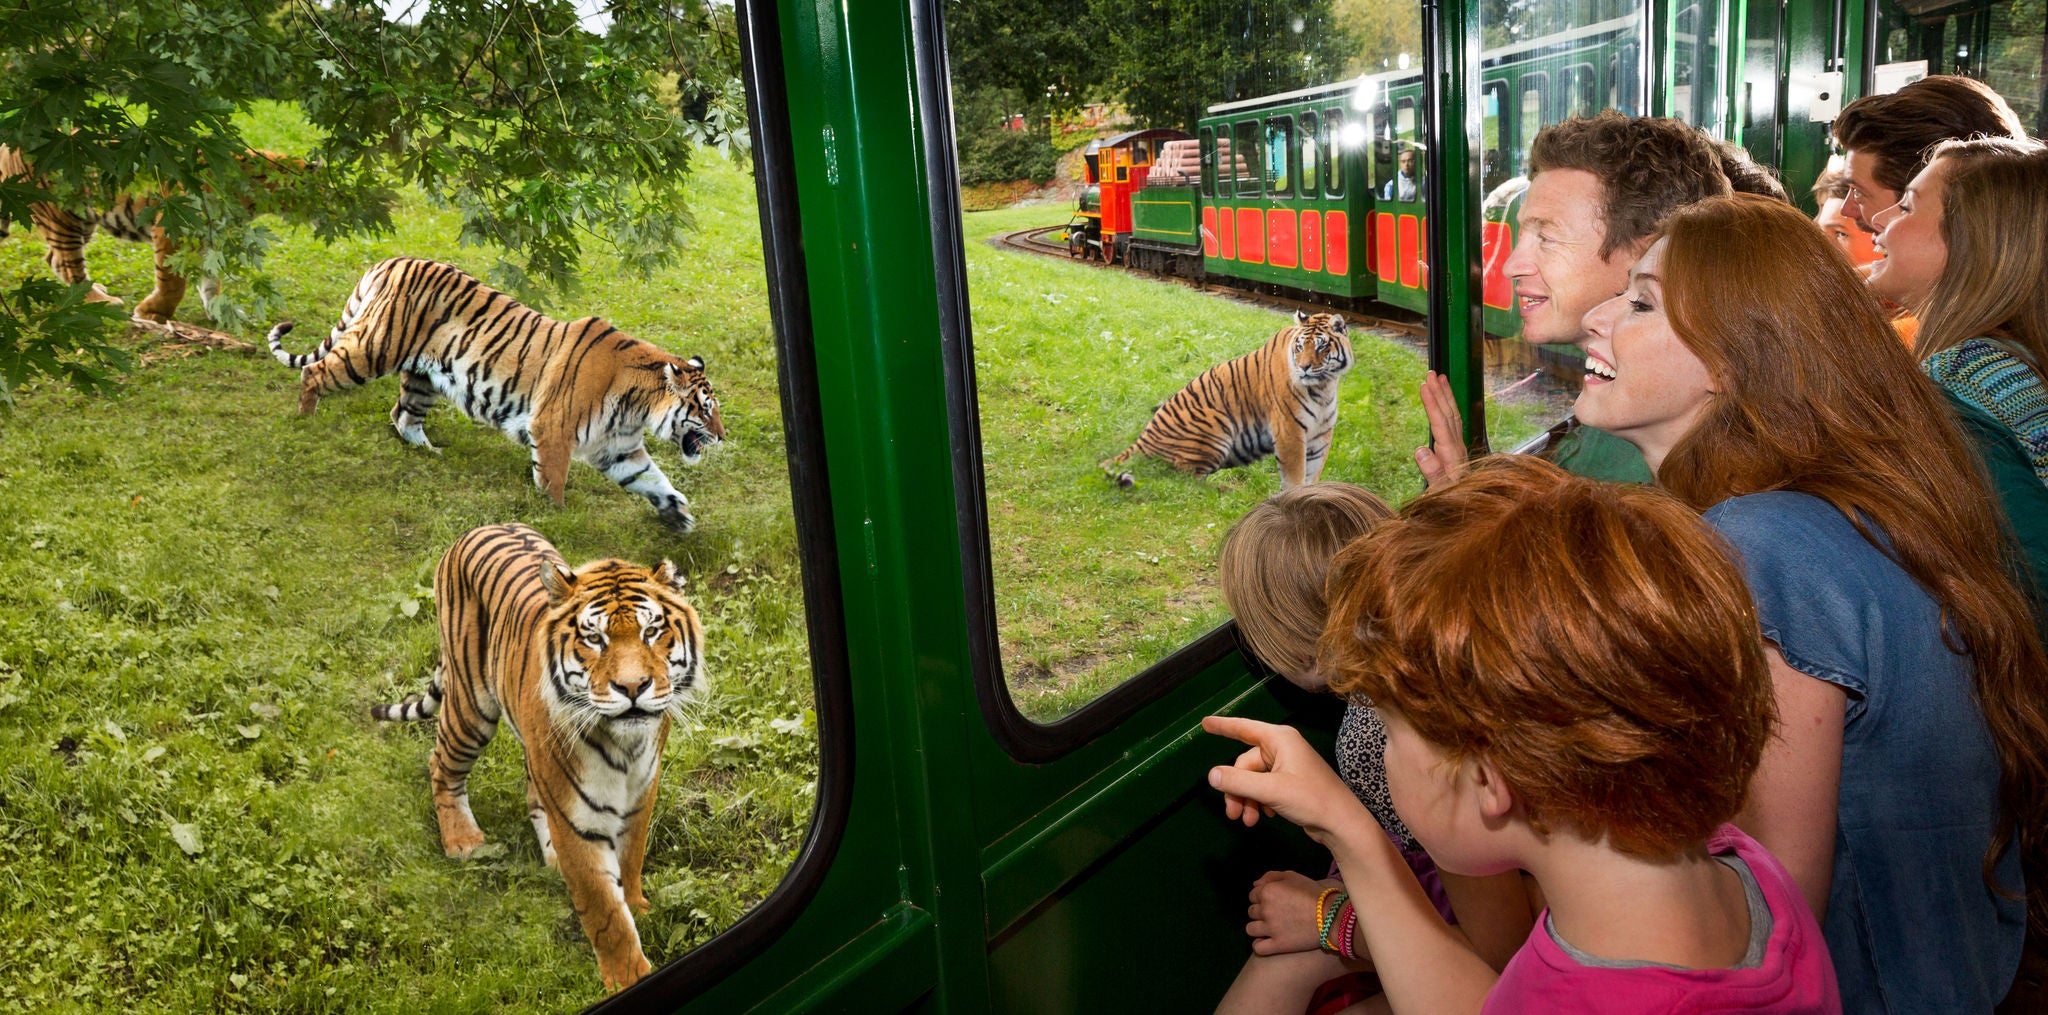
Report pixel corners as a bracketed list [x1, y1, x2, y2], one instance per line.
[1518, 71, 1551, 154]
[1323, 108, 1346, 197]
[919, 11, 1254, 764]
[587, 0, 855, 1003]
[1232, 119, 1263, 198]
[1482, 79, 1511, 175]
[1561, 62, 1598, 118]
[1298, 110, 1319, 196]
[1199, 126, 1217, 198]
[1265, 115, 1296, 198]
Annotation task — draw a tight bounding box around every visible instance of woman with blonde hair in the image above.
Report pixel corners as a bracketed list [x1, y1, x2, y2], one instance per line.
[1569, 194, 2048, 1012]
[1867, 136, 2048, 481]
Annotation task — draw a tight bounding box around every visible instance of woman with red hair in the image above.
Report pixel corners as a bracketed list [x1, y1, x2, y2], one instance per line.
[1569, 194, 2048, 1013]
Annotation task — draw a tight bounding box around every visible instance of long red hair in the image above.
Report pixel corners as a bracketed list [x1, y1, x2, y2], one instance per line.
[1656, 194, 2048, 924]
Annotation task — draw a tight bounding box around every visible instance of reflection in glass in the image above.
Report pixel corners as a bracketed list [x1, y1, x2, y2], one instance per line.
[1474, 0, 1648, 457]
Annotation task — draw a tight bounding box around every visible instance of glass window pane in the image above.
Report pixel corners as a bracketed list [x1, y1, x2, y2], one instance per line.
[1324, 108, 1348, 196]
[943, 1, 1426, 721]
[1299, 110, 1320, 194]
[1266, 117, 1294, 196]
[1200, 126, 1217, 197]
[1671, 0, 1725, 129]
[1873, 0, 2045, 135]
[1477, 0, 1648, 457]
[1233, 120, 1263, 197]
[0, 11, 821, 1004]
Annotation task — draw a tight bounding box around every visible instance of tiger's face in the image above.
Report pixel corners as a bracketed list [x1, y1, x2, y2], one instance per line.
[655, 355, 726, 466]
[542, 559, 708, 728]
[1288, 310, 1353, 385]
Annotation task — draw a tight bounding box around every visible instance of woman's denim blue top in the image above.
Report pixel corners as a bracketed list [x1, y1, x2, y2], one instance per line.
[1704, 491, 2023, 1014]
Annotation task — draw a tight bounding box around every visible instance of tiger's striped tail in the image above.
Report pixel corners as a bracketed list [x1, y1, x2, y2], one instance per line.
[1099, 443, 1140, 489]
[267, 320, 337, 369]
[371, 664, 446, 722]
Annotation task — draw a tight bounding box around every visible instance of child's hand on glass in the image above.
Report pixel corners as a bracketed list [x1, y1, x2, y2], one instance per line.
[1203, 715, 1383, 848]
[1244, 870, 1343, 956]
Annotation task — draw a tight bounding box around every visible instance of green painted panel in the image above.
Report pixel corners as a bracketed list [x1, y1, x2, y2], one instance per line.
[1131, 189, 1199, 244]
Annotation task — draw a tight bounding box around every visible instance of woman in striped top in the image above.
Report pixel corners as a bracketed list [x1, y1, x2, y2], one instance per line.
[1868, 137, 2048, 482]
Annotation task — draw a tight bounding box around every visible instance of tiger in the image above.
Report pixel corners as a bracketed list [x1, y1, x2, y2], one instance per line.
[371, 522, 708, 992]
[1100, 310, 1353, 489]
[268, 257, 726, 532]
[0, 144, 313, 322]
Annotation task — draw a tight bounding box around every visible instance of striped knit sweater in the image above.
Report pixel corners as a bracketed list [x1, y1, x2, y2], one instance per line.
[1924, 337, 2048, 484]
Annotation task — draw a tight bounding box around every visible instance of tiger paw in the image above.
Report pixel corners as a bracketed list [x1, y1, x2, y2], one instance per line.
[626, 891, 652, 914]
[84, 284, 123, 306]
[133, 297, 178, 323]
[441, 831, 487, 859]
[600, 951, 653, 993]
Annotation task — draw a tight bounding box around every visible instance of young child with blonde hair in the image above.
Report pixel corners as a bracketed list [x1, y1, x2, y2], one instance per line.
[1215, 482, 1532, 1015]
[1208, 456, 1840, 1013]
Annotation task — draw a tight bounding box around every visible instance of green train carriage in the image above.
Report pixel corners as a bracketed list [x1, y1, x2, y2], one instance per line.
[591, 0, 2048, 1008]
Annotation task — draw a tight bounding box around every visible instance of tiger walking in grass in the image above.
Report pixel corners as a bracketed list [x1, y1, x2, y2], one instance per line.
[372, 522, 709, 992]
[0, 144, 314, 322]
[1101, 310, 1353, 489]
[269, 257, 725, 531]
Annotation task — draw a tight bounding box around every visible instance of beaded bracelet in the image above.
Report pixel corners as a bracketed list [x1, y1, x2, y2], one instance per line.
[1317, 890, 1351, 954]
[1333, 901, 1359, 961]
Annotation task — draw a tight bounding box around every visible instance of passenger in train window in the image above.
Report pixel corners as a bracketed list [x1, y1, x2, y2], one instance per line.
[1380, 147, 1420, 202]
[1865, 137, 2048, 486]
[1205, 455, 1841, 1013]
[1583, 194, 2046, 1013]
[1213, 483, 1536, 1015]
[1417, 112, 1729, 488]
[1829, 74, 2026, 235]
[1712, 138, 1790, 203]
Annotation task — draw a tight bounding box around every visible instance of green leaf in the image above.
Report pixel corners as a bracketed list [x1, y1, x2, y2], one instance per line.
[169, 822, 203, 856]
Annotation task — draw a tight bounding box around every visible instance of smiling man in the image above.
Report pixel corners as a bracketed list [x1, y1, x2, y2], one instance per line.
[1420, 113, 1730, 484]
[1831, 75, 2026, 234]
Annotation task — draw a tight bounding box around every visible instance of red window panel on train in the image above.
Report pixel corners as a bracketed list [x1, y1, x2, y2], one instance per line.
[1301, 210, 1322, 273]
[1326, 210, 1348, 276]
[1376, 211, 1397, 283]
[1267, 209, 1297, 269]
[1236, 207, 1266, 264]
[1219, 205, 1236, 260]
[1481, 221, 1512, 308]
[1202, 206, 1220, 258]
[1398, 214, 1421, 289]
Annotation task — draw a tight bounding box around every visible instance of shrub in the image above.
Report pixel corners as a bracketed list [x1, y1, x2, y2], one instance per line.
[959, 127, 1059, 186]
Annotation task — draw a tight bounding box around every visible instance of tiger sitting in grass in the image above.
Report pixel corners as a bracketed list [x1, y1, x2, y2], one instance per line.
[269, 257, 725, 532]
[1100, 310, 1353, 489]
[0, 144, 314, 322]
[372, 522, 709, 993]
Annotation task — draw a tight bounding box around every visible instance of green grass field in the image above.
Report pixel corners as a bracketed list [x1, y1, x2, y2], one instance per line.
[962, 205, 1556, 719]
[0, 112, 813, 1013]
[0, 103, 1564, 1007]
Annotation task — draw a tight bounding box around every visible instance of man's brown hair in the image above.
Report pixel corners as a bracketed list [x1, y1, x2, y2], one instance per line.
[1714, 138, 1790, 203]
[1319, 456, 1774, 860]
[1527, 111, 1731, 258]
[1219, 482, 1394, 686]
[1831, 75, 2027, 195]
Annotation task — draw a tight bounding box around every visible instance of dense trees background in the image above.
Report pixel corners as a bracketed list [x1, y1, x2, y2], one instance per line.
[943, 0, 1435, 183]
[0, 0, 743, 405]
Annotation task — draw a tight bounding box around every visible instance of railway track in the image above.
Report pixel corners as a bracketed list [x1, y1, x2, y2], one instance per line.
[991, 225, 1427, 341]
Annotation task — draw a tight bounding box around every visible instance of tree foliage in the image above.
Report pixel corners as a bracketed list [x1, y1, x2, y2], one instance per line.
[0, 0, 744, 406]
[1081, 0, 1355, 134]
